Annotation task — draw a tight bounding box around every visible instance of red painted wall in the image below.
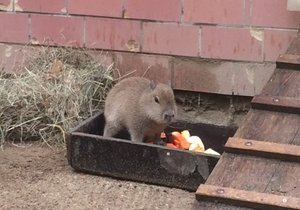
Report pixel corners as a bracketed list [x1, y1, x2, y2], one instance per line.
[0, 0, 299, 96]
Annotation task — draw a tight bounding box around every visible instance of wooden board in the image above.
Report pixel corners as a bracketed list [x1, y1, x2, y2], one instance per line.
[225, 137, 300, 162]
[264, 161, 300, 198]
[258, 69, 300, 98]
[277, 54, 300, 70]
[251, 95, 300, 114]
[196, 184, 300, 210]
[196, 34, 300, 209]
[67, 112, 236, 191]
[203, 109, 300, 202]
[286, 35, 300, 55]
[234, 109, 300, 145]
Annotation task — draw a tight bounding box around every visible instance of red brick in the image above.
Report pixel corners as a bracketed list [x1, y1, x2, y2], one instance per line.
[173, 58, 275, 96]
[31, 15, 84, 47]
[244, 0, 252, 25]
[18, 0, 65, 13]
[68, 0, 122, 17]
[0, 0, 13, 11]
[143, 23, 199, 56]
[114, 52, 172, 84]
[85, 18, 141, 51]
[251, 0, 300, 29]
[183, 0, 244, 24]
[264, 29, 297, 62]
[124, 0, 181, 22]
[0, 13, 28, 44]
[201, 26, 263, 62]
[0, 44, 35, 73]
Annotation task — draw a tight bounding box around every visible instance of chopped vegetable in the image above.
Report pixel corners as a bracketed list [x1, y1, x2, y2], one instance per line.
[171, 131, 191, 149]
[189, 142, 205, 152]
[187, 136, 205, 149]
[204, 148, 221, 156]
[181, 130, 190, 139]
[166, 143, 177, 148]
[149, 130, 220, 156]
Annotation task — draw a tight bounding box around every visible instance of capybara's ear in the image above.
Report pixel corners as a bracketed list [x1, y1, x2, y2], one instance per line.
[150, 79, 157, 90]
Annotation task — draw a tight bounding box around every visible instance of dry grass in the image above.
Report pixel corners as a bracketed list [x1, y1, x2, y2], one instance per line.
[0, 46, 114, 148]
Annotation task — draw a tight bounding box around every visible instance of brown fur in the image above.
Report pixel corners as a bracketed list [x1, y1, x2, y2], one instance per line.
[103, 77, 177, 142]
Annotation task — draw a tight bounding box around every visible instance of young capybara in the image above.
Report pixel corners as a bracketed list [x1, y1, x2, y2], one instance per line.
[103, 77, 177, 143]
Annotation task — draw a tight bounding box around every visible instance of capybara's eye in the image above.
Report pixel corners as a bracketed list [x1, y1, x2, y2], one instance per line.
[154, 96, 160, 104]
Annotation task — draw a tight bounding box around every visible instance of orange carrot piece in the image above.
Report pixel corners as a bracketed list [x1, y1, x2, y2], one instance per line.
[171, 131, 191, 149]
[180, 140, 190, 150]
[166, 143, 178, 148]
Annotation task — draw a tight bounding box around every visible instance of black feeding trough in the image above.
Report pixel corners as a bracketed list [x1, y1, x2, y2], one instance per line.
[67, 112, 236, 191]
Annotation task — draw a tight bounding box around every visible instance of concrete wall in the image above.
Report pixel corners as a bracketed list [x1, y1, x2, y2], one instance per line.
[0, 0, 299, 96]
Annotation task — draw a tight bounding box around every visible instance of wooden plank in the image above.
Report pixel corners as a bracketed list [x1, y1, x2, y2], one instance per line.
[251, 95, 300, 114]
[225, 137, 300, 162]
[263, 125, 300, 197]
[195, 200, 252, 210]
[204, 110, 300, 198]
[264, 161, 300, 198]
[205, 153, 279, 192]
[286, 35, 300, 55]
[196, 35, 300, 209]
[205, 153, 300, 196]
[293, 127, 300, 146]
[258, 69, 300, 98]
[196, 184, 300, 210]
[277, 54, 300, 70]
[234, 109, 300, 144]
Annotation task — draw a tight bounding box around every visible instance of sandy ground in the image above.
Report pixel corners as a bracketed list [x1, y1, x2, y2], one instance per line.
[0, 142, 211, 210]
[0, 96, 250, 209]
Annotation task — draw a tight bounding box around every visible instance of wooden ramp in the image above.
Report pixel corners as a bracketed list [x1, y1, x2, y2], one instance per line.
[195, 34, 300, 210]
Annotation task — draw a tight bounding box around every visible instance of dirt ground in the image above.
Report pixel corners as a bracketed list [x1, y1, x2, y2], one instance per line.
[0, 142, 210, 210]
[0, 92, 250, 210]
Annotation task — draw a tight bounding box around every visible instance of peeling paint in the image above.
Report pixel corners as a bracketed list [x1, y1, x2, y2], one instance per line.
[61, 7, 67, 13]
[14, 0, 23, 11]
[0, 0, 13, 11]
[5, 46, 12, 58]
[287, 0, 300, 11]
[126, 39, 140, 52]
[123, 9, 129, 18]
[250, 28, 263, 42]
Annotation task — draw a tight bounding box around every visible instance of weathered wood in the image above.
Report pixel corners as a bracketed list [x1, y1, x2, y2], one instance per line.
[69, 132, 218, 191]
[258, 69, 300, 98]
[206, 153, 300, 196]
[206, 153, 278, 192]
[264, 161, 300, 198]
[277, 54, 300, 70]
[234, 109, 300, 145]
[194, 201, 252, 210]
[202, 109, 300, 203]
[68, 113, 237, 191]
[196, 184, 300, 210]
[286, 34, 300, 55]
[196, 34, 300, 208]
[251, 95, 300, 114]
[225, 137, 300, 162]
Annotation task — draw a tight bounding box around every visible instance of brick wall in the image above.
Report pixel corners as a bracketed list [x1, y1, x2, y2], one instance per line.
[0, 0, 299, 96]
